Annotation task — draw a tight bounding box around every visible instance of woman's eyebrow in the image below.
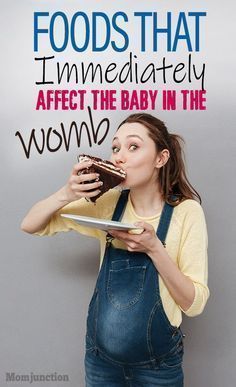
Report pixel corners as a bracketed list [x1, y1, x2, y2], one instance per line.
[112, 135, 144, 141]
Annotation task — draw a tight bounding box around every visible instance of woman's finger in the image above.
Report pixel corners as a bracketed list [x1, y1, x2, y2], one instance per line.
[77, 173, 100, 184]
[134, 221, 153, 232]
[72, 180, 103, 193]
[83, 189, 102, 198]
[109, 230, 139, 244]
[71, 161, 92, 175]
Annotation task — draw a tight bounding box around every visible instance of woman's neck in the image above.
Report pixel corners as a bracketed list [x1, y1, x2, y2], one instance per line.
[129, 185, 164, 217]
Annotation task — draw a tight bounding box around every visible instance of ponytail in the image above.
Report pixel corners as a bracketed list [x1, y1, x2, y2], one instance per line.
[161, 134, 201, 206]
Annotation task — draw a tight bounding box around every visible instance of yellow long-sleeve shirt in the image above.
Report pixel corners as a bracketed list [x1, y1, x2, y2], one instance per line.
[35, 188, 209, 327]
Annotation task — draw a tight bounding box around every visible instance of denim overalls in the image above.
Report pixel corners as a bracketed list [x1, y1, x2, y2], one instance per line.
[86, 190, 184, 368]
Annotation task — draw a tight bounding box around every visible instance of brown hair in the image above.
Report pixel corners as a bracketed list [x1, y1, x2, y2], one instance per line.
[118, 113, 201, 206]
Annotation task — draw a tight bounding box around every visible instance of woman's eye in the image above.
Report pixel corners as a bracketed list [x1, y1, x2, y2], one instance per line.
[129, 144, 138, 151]
[112, 146, 119, 153]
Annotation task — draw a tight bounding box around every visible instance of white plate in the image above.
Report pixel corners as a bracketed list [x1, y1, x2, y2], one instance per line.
[60, 214, 142, 232]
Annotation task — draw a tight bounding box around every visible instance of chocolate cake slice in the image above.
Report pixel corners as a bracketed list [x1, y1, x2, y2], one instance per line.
[77, 154, 126, 202]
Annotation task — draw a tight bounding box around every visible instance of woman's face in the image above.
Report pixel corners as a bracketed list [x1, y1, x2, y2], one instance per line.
[110, 122, 162, 190]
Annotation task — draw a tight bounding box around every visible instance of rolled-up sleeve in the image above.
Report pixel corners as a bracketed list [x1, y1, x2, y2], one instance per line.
[177, 201, 210, 317]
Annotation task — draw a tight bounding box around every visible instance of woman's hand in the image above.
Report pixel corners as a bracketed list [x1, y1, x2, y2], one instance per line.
[109, 221, 162, 256]
[63, 160, 103, 203]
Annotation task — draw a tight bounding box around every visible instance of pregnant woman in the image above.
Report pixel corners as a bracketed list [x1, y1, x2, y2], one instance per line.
[21, 113, 209, 386]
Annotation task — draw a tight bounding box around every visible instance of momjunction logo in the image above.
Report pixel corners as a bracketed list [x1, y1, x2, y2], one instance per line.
[5, 372, 69, 384]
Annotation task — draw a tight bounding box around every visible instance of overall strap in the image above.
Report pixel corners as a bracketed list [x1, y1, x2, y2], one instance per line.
[106, 190, 129, 243]
[156, 202, 174, 247]
[111, 189, 130, 221]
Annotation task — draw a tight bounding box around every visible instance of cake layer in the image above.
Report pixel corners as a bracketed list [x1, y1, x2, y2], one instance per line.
[77, 154, 126, 202]
[78, 154, 126, 178]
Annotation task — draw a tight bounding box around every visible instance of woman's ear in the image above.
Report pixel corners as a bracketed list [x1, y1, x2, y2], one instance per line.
[155, 149, 170, 168]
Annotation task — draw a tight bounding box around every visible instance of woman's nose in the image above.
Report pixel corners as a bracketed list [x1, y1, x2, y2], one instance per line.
[114, 151, 126, 166]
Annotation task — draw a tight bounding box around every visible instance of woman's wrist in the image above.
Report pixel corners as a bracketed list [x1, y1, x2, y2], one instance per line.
[147, 237, 164, 259]
[54, 186, 73, 205]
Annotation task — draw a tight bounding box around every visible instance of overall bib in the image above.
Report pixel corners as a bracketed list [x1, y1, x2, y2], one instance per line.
[86, 190, 184, 369]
